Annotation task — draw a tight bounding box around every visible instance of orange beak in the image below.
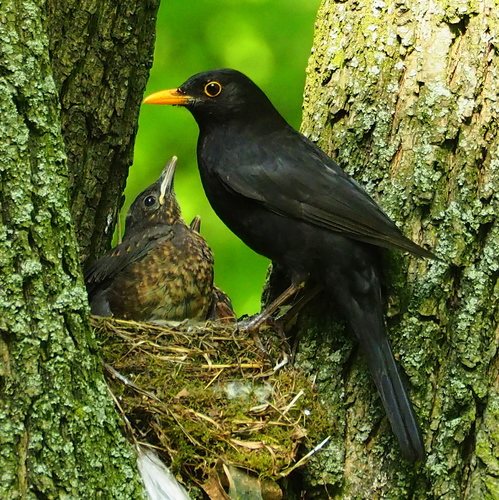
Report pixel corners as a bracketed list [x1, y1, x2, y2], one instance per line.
[142, 88, 191, 105]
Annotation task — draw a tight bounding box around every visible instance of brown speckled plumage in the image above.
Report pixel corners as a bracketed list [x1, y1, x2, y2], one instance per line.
[85, 157, 234, 322]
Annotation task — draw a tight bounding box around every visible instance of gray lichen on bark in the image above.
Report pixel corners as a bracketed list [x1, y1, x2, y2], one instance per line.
[295, 0, 499, 498]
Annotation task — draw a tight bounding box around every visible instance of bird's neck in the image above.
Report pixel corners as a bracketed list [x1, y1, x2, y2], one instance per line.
[124, 213, 185, 240]
[197, 114, 288, 144]
[192, 102, 288, 137]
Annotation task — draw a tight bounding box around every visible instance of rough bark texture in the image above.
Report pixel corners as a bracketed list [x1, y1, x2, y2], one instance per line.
[291, 0, 499, 498]
[47, 0, 160, 264]
[0, 0, 158, 497]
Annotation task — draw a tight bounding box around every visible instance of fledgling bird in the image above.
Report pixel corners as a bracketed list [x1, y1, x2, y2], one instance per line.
[85, 156, 234, 323]
[189, 215, 236, 323]
[143, 69, 438, 461]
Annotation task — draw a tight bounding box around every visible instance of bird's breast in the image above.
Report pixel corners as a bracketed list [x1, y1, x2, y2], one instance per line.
[109, 228, 214, 322]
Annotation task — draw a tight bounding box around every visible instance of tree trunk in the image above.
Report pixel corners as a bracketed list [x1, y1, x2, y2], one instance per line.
[0, 0, 158, 497]
[47, 0, 159, 263]
[292, 0, 499, 498]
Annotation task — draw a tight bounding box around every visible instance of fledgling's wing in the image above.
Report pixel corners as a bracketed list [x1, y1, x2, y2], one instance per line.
[84, 226, 174, 294]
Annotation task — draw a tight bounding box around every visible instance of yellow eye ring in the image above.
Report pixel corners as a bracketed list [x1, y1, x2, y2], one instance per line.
[204, 81, 222, 98]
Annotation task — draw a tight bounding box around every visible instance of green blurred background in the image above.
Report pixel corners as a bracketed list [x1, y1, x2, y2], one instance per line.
[126, 0, 320, 316]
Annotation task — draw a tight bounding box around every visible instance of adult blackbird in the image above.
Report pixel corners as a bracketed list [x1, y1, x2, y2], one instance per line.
[85, 156, 234, 323]
[143, 69, 436, 461]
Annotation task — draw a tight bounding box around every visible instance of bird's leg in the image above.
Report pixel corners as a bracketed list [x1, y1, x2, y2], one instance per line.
[271, 283, 322, 363]
[244, 280, 307, 334]
[274, 283, 322, 331]
[242, 280, 305, 362]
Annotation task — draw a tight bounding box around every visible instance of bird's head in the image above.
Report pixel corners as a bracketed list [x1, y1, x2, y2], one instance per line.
[124, 156, 182, 234]
[189, 215, 202, 233]
[143, 68, 285, 130]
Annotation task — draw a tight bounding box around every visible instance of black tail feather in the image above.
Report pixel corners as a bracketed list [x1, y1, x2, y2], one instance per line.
[348, 306, 425, 461]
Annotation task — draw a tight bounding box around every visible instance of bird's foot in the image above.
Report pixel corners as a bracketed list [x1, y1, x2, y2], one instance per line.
[238, 280, 310, 363]
[236, 313, 292, 369]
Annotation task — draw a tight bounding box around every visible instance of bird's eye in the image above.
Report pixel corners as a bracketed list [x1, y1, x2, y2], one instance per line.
[204, 81, 222, 98]
[144, 195, 156, 207]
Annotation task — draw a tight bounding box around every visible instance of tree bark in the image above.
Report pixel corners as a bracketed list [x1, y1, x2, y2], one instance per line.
[292, 0, 499, 498]
[0, 0, 158, 497]
[47, 0, 159, 263]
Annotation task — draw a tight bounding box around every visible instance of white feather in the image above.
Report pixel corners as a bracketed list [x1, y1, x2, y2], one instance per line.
[137, 446, 190, 500]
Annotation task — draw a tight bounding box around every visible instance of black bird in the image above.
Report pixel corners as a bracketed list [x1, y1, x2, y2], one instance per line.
[85, 156, 234, 323]
[143, 69, 435, 461]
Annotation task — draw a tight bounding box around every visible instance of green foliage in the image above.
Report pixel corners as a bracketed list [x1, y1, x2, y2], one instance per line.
[128, 0, 320, 315]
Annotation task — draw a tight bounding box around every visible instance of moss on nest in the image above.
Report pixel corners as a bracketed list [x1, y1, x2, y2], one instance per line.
[93, 316, 332, 494]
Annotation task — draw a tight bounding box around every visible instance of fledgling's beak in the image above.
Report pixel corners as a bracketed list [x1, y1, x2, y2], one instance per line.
[159, 156, 177, 205]
[143, 88, 191, 105]
[189, 215, 201, 233]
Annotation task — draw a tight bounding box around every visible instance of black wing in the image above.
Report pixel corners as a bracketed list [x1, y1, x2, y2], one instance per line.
[218, 128, 435, 258]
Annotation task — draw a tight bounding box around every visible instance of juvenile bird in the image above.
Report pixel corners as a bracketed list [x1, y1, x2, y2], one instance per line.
[143, 69, 437, 461]
[189, 215, 236, 323]
[85, 156, 234, 323]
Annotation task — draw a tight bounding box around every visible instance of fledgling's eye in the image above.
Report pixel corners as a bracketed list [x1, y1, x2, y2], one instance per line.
[204, 81, 222, 98]
[144, 195, 157, 207]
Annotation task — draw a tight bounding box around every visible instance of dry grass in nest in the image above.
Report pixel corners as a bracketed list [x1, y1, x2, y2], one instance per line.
[93, 316, 331, 496]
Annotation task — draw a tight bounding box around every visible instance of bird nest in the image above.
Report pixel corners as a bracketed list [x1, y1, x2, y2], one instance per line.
[93, 316, 332, 499]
